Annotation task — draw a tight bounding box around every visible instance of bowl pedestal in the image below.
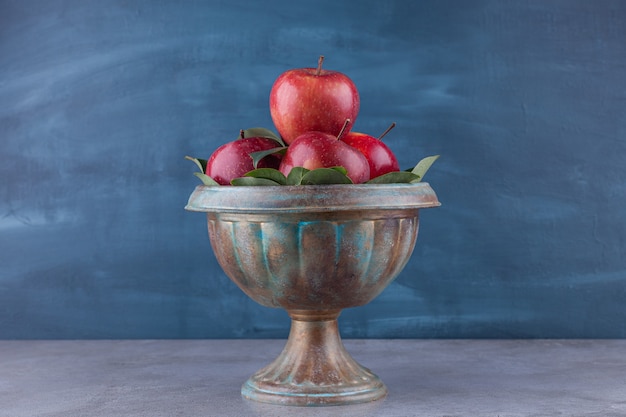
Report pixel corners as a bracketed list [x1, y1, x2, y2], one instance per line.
[242, 309, 386, 406]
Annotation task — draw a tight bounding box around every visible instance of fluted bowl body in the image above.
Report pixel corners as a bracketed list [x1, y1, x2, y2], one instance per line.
[186, 184, 440, 310]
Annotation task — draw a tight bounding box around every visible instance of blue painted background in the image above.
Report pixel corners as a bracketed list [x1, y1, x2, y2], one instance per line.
[1, 0, 625, 339]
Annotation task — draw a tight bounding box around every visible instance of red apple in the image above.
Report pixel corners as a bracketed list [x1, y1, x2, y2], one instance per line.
[206, 137, 282, 185]
[341, 131, 400, 179]
[269, 56, 360, 145]
[279, 130, 370, 184]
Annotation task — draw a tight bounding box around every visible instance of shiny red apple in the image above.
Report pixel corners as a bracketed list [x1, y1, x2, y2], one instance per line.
[269, 56, 360, 145]
[279, 130, 370, 184]
[206, 137, 282, 185]
[341, 131, 400, 179]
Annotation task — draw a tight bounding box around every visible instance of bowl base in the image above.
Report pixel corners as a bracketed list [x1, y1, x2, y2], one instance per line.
[242, 373, 387, 407]
[241, 310, 388, 406]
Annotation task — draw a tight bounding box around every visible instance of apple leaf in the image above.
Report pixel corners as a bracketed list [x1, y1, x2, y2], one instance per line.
[193, 172, 220, 186]
[366, 171, 420, 184]
[249, 147, 287, 169]
[301, 167, 353, 185]
[286, 167, 310, 185]
[243, 168, 287, 185]
[329, 166, 348, 175]
[186, 156, 218, 185]
[240, 127, 285, 147]
[230, 177, 282, 186]
[185, 155, 208, 173]
[410, 155, 440, 182]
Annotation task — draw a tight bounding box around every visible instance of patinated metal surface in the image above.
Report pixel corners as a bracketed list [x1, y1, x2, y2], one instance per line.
[242, 310, 387, 406]
[185, 183, 440, 406]
[185, 183, 440, 213]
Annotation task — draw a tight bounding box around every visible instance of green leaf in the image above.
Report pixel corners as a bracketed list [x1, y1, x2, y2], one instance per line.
[410, 155, 440, 182]
[186, 156, 217, 185]
[286, 167, 310, 185]
[329, 166, 348, 175]
[185, 155, 208, 173]
[240, 127, 285, 147]
[231, 177, 282, 186]
[193, 172, 220, 186]
[301, 167, 353, 185]
[244, 168, 287, 185]
[249, 147, 287, 169]
[366, 171, 421, 184]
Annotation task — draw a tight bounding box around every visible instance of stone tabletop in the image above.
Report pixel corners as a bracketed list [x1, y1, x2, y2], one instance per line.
[1, 339, 625, 417]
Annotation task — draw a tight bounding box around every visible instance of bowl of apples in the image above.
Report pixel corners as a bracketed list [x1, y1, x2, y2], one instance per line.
[185, 56, 440, 406]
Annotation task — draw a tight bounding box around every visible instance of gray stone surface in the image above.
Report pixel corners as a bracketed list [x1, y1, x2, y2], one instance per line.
[1, 339, 625, 416]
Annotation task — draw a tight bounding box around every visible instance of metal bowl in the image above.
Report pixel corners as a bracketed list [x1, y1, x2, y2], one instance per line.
[186, 183, 440, 406]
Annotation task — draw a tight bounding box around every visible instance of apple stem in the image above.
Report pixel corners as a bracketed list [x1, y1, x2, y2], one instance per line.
[316, 55, 324, 76]
[239, 129, 245, 139]
[336, 118, 351, 140]
[378, 122, 396, 140]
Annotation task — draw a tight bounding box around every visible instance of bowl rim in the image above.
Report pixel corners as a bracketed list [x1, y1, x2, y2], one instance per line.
[185, 182, 441, 213]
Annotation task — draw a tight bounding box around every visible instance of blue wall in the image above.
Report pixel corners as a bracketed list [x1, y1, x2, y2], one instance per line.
[1, 0, 625, 339]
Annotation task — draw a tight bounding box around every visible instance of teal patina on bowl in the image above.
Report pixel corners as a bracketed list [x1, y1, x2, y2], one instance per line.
[186, 183, 440, 406]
